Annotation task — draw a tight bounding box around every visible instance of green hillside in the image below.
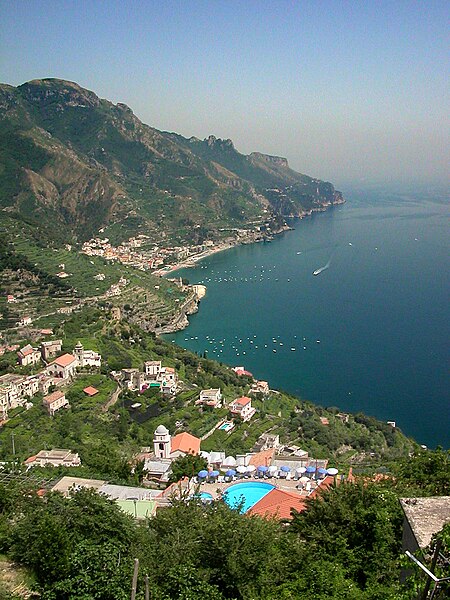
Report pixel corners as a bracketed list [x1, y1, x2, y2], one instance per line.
[0, 79, 343, 245]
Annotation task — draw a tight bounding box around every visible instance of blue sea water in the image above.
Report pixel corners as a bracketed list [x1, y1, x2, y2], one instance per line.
[165, 184, 449, 448]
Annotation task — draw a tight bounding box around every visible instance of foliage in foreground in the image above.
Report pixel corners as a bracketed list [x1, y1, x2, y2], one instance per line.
[0, 477, 442, 599]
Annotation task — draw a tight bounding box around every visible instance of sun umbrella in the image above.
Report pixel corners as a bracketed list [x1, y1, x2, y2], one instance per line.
[300, 476, 309, 484]
[225, 469, 236, 477]
[296, 466, 307, 474]
[246, 465, 256, 473]
[223, 456, 237, 467]
[317, 467, 327, 475]
[198, 470, 208, 478]
[210, 470, 220, 477]
[236, 465, 247, 474]
[268, 465, 278, 474]
[280, 465, 291, 472]
[327, 467, 339, 476]
[257, 465, 269, 472]
[305, 466, 316, 473]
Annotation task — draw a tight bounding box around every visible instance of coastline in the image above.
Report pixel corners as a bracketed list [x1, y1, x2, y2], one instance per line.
[155, 198, 345, 332]
[155, 199, 345, 278]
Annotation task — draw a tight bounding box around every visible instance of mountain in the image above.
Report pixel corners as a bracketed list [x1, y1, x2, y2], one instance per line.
[0, 78, 343, 243]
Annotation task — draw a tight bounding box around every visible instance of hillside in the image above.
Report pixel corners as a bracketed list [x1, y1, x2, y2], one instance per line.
[0, 78, 343, 244]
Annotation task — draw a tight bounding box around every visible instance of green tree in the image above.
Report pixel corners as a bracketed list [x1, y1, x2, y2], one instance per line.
[169, 454, 207, 483]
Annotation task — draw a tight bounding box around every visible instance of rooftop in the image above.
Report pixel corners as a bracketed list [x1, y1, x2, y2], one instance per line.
[52, 353, 77, 367]
[248, 488, 306, 520]
[43, 390, 65, 404]
[400, 496, 450, 549]
[171, 431, 201, 455]
[83, 386, 99, 396]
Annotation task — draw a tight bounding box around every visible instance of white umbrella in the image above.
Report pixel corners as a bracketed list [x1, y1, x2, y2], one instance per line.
[246, 465, 256, 473]
[268, 465, 278, 474]
[296, 466, 307, 474]
[327, 467, 339, 476]
[300, 476, 309, 484]
[236, 465, 247, 474]
[223, 456, 237, 467]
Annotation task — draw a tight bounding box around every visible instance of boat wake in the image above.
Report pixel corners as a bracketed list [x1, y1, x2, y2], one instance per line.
[313, 259, 331, 276]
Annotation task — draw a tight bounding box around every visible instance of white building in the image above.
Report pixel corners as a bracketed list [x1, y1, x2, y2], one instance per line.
[47, 354, 78, 379]
[153, 424, 171, 459]
[73, 342, 101, 368]
[229, 396, 256, 422]
[25, 449, 81, 468]
[145, 361, 162, 377]
[40, 340, 62, 361]
[43, 390, 70, 416]
[17, 344, 41, 367]
[198, 388, 222, 407]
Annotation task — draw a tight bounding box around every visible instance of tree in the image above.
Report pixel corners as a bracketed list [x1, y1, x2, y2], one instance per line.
[289, 481, 403, 592]
[169, 454, 207, 483]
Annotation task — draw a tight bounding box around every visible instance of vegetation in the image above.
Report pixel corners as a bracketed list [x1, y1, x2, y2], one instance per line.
[0, 78, 343, 245]
[0, 459, 448, 599]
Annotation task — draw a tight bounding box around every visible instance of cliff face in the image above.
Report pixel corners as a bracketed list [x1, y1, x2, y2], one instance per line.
[0, 78, 344, 243]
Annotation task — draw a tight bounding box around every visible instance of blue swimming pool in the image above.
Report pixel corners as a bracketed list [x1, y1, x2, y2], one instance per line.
[224, 482, 275, 513]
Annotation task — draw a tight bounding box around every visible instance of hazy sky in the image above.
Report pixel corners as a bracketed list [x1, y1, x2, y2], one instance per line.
[1, 0, 449, 187]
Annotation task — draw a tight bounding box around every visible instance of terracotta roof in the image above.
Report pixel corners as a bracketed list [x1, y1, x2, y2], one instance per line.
[52, 353, 77, 367]
[43, 391, 65, 405]
[308, 475, 335, 498]
[234, 396, 251, 407]
[24, 455, 37, 465]
[249, 488, 306, 520]
[248, 448, 275, 467]
[83, 386, 99, 396]
[171, 432, 201, 456]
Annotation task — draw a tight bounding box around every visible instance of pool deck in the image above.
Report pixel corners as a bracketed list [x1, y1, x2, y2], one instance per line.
[192, 475, 323, 500]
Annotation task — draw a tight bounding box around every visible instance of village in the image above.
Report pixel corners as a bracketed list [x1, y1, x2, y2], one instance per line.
[0, 332, 338, 522]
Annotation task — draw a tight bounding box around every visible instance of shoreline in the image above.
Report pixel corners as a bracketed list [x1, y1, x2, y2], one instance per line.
[155, 199, 345, 333]
[155, 199, 345, 278]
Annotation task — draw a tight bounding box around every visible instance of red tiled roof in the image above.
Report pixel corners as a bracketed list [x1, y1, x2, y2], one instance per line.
[249, 488, 306, 520]
[248, 448, 275, 467]
[171, 432, 201, 456]
[234, 396, 251, 407]
[43, 391, 65, 405]
[52, 353, 77, 367]
[83, 386, 99, 396]
[24, 455, 37, 465]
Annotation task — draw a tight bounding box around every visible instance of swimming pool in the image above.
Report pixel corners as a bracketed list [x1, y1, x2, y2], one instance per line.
[219, 421, 234, 432]
[224, 482, 275, 513]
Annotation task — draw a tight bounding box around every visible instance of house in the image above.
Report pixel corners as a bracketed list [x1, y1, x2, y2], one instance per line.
[73, 341, 101, 368]
[121, 368, 144, 390]
[47, 354, 78, 379]
[145, 361, 162, 378]
[232, 366, 254, 378]
[198, 388, 222, 407]
[17, 344, 41, 367]
[83, 386, 98, 397]
[170, 432, 201, 458]
[250, 380, 269, 395]
[25, 449, 81, 468]
[43, 390, 69, 416]
[6, 295, 16, 303]
[229, 396, 256, 422]
[152, 425, 201, 459]
[40, 340, 62, 361]
[18, 316, 32, 326]
[0, 374, 38, 410]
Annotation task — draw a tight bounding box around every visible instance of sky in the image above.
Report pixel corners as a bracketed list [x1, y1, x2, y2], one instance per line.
[1, 0, 449, 187]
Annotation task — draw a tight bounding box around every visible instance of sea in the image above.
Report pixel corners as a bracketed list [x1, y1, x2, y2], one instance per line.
[164, 184, 450, 449]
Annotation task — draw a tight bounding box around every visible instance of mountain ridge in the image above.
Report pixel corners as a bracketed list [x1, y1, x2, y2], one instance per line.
[0, 78, 344, 244]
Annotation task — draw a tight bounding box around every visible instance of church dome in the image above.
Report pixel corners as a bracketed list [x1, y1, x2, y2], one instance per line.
[155, 424, 169, 435]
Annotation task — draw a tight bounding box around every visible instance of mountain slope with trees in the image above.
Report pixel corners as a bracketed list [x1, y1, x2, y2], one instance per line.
[0, 78, 343, 244]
